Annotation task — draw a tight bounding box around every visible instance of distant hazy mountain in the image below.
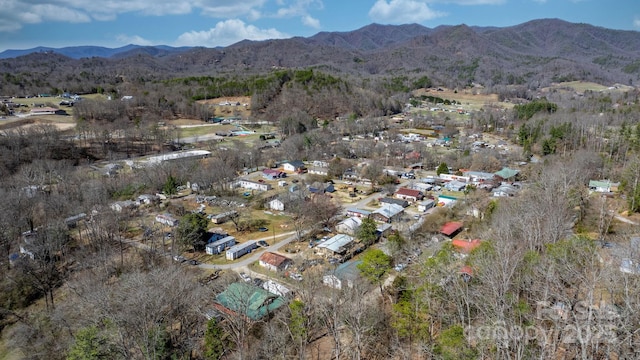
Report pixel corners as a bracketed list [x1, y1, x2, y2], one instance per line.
[0, 44, 193, 59]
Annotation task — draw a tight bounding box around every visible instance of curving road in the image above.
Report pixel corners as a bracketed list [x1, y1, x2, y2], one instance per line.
[197, 230, 302, 270]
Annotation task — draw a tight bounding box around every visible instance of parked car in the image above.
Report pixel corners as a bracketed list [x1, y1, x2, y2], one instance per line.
[289, 273, 303, 281]
[258, 227, 269, 232]
[253, 278, 264, 287]
[239, 272, 251, 282]
[257, 240, 269, 247]
[188, 259, 200, 266]
[173, 255, 186, 263]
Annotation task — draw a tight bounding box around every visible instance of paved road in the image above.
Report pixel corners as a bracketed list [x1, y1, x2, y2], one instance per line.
[198, 230, 302, 270]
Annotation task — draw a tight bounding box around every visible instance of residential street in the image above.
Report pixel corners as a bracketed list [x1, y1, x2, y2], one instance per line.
[198, 230, 299, 270]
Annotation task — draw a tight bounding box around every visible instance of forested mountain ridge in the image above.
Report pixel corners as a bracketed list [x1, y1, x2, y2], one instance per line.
[1, 18, 640, 97]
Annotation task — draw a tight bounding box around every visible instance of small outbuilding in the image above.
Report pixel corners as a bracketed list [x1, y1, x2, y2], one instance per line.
[440, 222, 463, 238]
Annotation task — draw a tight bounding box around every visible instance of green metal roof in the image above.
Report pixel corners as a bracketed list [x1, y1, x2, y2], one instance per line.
[216, 282, 285, 320]
[494, 167, 519, 179]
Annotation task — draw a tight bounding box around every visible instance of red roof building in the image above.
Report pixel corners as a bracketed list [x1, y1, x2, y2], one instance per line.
[258, 252, 292, 272]
[440, 221, 463, 237]
[394, 187, 424, 202]
[452, 239, 481, 253]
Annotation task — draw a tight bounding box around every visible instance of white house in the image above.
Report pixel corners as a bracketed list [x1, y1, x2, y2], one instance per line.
[155, 213, 179, 227]
[235, 179, 272, 191]
[268, 198, 285, 211]
[206, 236, 236, 255]
[283, 160, 306, 173]
[418, 199, 436, 212]
[110, 200, 136, 212]
[308, 167, 329, 176]
[323, 274, 352, 290]
[589, 180, 619, 193]
[262, 280, 291, 297]
[258, 252, 292, 272]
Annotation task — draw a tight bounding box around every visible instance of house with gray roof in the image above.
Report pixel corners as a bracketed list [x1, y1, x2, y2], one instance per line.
[372, 203, 404, 223]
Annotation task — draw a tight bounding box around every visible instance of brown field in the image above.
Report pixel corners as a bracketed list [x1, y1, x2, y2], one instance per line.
[197, 96, 252, 118]
[413, 87, 508, 110]
[542, 81, 635, 93]
[0, 116, 76, 133]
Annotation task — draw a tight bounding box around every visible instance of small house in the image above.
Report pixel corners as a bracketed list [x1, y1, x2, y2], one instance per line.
[235, 179, 272, 191]
[444, 180, 467, 192]
[110, 200, 136, 212]
[283, 160, 306, 173]
[308, 167, 329, 176]
[215, 282, 285, 320]
[136, 194, 158, 205]
[336, 217, 363, 236]
[156, 213, 179, 227]
[263, 169, 286, 180]
[210, 210, 238, 224]
[345, 208, 371, 218]
[493, 183, 518, 197]
[262, 280, 291, 297]
[268, 198, 285, 211]
[371, 204, 404, 223]
[394, 188, 424, 202]
[226, 241, 258, 260]
[206, 236, 236, 255]
[316, 234, 355, 257]
[418, 199, 435, 212]
[588, 180, 619, 193]
[258, 252, 292, 272]
[323, 260, 362, 289]
[494, 167, 520, 182]
[379, 197, 409, 208]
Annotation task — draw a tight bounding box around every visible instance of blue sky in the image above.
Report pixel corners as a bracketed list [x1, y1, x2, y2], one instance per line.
[0, 0, 638, 51]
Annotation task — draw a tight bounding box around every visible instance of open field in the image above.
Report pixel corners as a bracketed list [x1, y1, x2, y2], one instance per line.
[0, 116, 76, 133]
[197, 96, 252, 118]
[413, 87, 511, 111]
[543, 81, 635, 93]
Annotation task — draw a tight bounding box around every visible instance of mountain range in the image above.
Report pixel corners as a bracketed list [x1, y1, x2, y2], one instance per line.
[1, 18, 639, 95]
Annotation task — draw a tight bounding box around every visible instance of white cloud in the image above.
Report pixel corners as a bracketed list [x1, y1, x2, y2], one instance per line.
[195, 0, 267, 18]
[175, 19, 289, 47]
[0, 1, 92, 31]
[116, 34, 155, 46]
[634, 17, 640, 29]
[302, 15, 321, 29]
[273, 0, 323, 28]
[369, 0, 446, 24]
[0, 0, 268, 32]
